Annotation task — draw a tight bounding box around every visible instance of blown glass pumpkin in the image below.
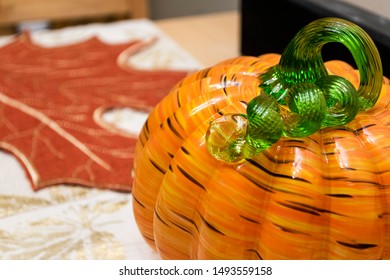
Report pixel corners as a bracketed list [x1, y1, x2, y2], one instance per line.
[132, 18, 390, 259]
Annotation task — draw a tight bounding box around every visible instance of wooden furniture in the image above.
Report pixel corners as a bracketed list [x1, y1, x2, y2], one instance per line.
[155, 11, 240, 67]
[0, 0, 149, 28]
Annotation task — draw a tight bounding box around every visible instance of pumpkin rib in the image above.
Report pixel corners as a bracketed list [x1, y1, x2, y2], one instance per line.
[351, 111, 390, 259]
[255, 135, 331, 259]
[242, 147, 304, 259]
[327, 62, 390, 258]
[318, 129, 338, 259]
[152, 119, 222, 259]
[323, 61, 390, 258]
[153, 101, 260, 259]
[133, 67, 253, 243]
[320, 125, 383, 259]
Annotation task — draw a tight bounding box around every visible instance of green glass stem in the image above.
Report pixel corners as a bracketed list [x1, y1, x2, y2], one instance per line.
[261, 17, 382, 110]
[206, 17, 383, 162]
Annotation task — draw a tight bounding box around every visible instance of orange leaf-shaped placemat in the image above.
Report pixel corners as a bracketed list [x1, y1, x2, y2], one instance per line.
[0, 33, 188, 192]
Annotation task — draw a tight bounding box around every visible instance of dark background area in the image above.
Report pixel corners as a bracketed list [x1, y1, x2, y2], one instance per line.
[241, 0, 390, 77]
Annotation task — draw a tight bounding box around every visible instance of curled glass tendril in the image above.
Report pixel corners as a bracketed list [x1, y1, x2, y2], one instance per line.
[206, 18, 383, 162]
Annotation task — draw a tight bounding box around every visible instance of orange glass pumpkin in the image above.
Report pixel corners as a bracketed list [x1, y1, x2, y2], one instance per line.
[132, 18, 390, 259]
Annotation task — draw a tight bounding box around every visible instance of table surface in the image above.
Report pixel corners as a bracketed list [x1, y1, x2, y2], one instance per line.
[340, 0, 390, 20]
[153, 2, 389, 68]
[155, 11, 240, 68]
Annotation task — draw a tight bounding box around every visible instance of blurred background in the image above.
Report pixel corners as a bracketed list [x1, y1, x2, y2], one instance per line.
[0, 0, 388, 73]
[0, 0, 388, 31]
[149, 0, 238, 19]
[0, 0, 240, 34]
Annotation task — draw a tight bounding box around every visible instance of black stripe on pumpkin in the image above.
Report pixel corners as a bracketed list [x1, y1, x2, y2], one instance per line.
[240, 215, 261, 224]
[141, 234, 155, 242]
[322, 176, 382, 186]
[326, 127, 355, 133]
[273, 223, 311, 235]
[138, 135, 146, 147]
[378, 212, 390, 218]
[173, 112, 185, 131]
[172, 210, 200, 232]
[355, 123, 377, 133]
[321, 136, 346, 146]
[240, 100, 248, 107]
[241, 171, 312, 198]
[308, 136, 320, 145]
[337, 241, 377, 250]
[322, 175, 349, 180]
[203, 67, 211, 78]
[221, 75, 229, 96]
[199, 216, 225, 236]
[138, 121, 150, 146]
[247, 159, 311, 184]
[170, 221, 193, 235]
[167, 117, 183, 140]
[262, 151, 295, 164]
[250, 59, 260, 66]
[341, 167, 358, 171]
[282, 139, 306, 144]
[149, 159, 166, 174]
[176, 89, 182, 108]
[177, 165, 206, 191]
[278, 201, 321, 216]
[155, 245, 170, 257]
[283, 201, 344, 216]
[217, 110, 224, 116]
[132, 195, 145, 208]
[246, 249, 263, 260]
[154, 209, 170, 227]
[285, 137, 319, 145]
[326, 194, 354, 198]
[239, 173, 276, 194]
[181, 146, 190, 155]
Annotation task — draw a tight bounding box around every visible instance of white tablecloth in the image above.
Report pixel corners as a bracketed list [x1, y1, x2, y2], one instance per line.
[0, 19, 201, 259]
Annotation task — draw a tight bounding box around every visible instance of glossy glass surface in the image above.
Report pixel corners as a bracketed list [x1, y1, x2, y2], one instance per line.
[206, 18, 383, 162]
[132, 18, 390, 259]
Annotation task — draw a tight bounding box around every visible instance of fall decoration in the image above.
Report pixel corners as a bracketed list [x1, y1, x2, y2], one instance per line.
[0, 33, 187, 191]
[132, 18, 390, 259]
